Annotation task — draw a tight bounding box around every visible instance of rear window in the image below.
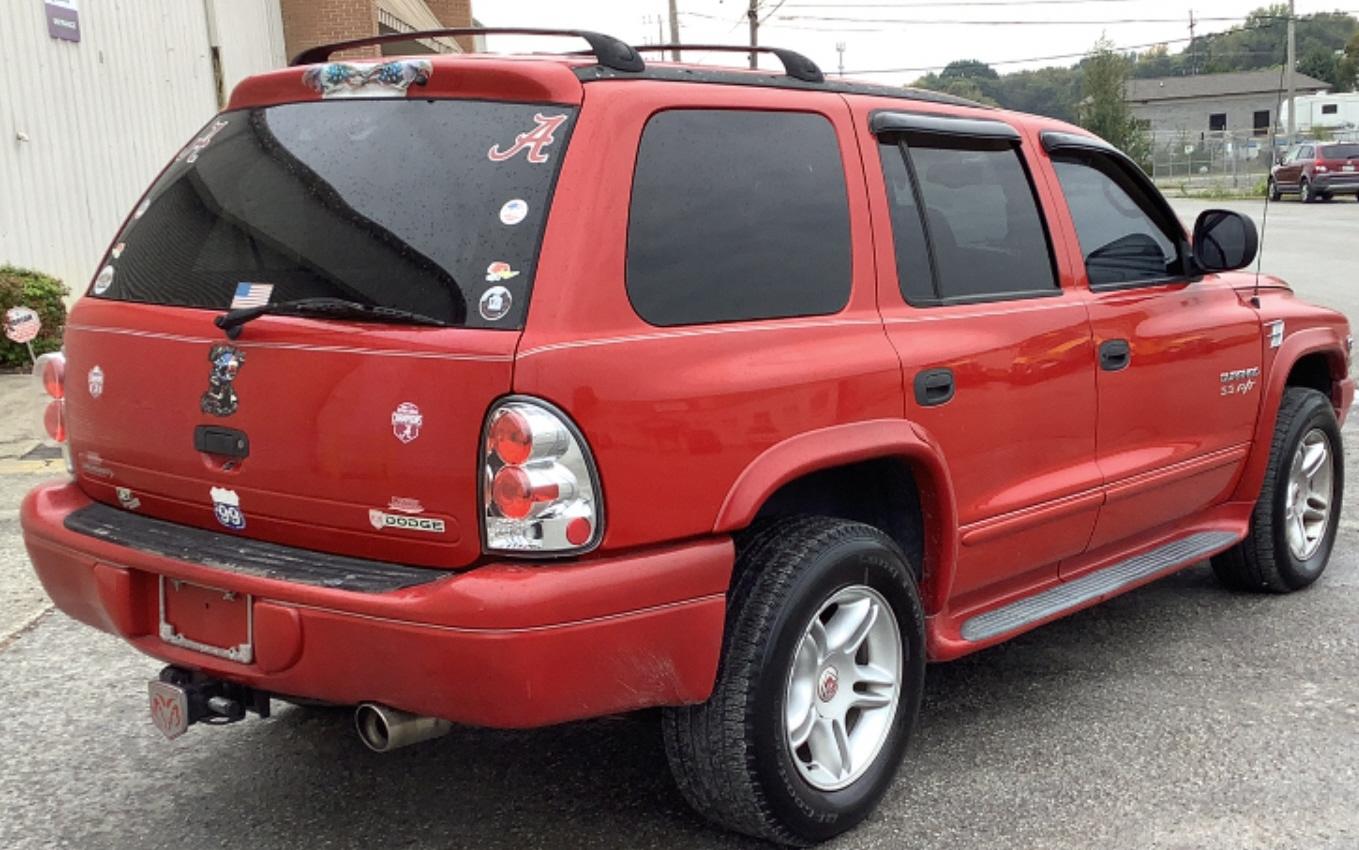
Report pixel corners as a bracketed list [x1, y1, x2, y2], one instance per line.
[1320, 144, 1359, 159]
[625, 109, 851, 326]
[91, 100, 577, 329]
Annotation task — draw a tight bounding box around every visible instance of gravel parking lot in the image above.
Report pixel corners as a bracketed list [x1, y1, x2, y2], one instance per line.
[0, 197, 1355, 850]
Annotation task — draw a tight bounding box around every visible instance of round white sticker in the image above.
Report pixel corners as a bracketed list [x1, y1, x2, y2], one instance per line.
[479, 286, 512, 321]
[93, 265, 115, 295]
[499, 199, 529, 226]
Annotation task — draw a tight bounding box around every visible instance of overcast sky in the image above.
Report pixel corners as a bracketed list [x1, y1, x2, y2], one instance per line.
[475, 0, 1351, 86]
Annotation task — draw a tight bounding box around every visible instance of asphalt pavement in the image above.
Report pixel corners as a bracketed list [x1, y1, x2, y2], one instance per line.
[0, 197, 1355, 850]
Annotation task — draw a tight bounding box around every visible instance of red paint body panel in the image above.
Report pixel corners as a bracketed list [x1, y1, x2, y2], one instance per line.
[20, 54, 1356, 732]
[64, 299, 515, 568]
[23, 482, 728, 727]
[515, 82, 902, 553]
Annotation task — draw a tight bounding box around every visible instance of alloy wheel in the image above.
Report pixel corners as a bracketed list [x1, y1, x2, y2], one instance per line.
[783, 585, 902, 791]
[1285, 427, 1334, 561]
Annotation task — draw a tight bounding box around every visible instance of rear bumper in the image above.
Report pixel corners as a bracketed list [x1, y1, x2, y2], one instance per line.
[1312, 173, 1359, 192]
[21, 481, 732, 728]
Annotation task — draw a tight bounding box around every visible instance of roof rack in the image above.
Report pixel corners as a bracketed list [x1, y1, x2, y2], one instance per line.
[289, 27, 645, 73]
[630, 44, 824, 84]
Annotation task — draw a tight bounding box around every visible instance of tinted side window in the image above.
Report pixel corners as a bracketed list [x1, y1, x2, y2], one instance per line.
[1051, 153, 1181, 287]
[904, 138, 1057, 301]
[627, 110, 851, 326]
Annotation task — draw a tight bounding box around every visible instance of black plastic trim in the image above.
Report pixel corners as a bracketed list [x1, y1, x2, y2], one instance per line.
[871, 111, 1020, 140]
[1039, 129, 1119, 155]
[1099, 338, 1132, 371]
[290, 28, 645, 73]
[194, 425, 249, 459]
[913, 368, 956, 406]
[64, 503, 447, 593]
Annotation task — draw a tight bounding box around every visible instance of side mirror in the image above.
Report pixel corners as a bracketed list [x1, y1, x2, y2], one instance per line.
[1192, 209, 1258, 273]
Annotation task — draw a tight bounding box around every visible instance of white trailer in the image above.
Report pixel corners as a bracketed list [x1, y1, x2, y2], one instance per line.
[1280, 92, 1359, 133]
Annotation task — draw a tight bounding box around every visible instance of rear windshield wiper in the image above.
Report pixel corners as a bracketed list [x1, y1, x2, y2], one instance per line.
[214, 297, 448, 339]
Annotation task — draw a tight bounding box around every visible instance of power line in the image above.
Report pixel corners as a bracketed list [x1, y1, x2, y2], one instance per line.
[778, 13, 1283, 26]
[785, 0, 1146, 5]
[843, 34, 1198, 74]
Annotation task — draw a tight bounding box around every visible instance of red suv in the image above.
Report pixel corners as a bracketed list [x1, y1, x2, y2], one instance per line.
[21, 29, 1354, 844]
[1270, 141, 1359, 201]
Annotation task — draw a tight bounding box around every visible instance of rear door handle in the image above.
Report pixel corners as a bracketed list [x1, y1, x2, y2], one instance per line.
[1099, 339, 1131, 371]
[914, 368, 955, 406]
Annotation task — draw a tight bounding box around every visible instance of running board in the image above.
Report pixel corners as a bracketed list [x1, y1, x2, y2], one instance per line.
[959, 530, 1239, 643]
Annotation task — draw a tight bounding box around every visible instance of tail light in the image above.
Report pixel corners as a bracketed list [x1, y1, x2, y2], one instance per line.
[481, 398, 602, 555]
[33, 351, 74, 476]
[33, 352, 66, 443]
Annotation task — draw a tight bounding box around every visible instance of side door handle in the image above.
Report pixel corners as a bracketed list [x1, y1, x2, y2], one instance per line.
[1099, 339, 1131, 371]
[914, 368, 955, 407]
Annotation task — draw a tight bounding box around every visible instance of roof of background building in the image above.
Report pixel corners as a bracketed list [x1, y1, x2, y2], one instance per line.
[1126, 69, 1330, 102]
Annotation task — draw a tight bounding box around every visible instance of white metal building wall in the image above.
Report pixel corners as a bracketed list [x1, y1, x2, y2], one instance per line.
[0, 0, 284, 295]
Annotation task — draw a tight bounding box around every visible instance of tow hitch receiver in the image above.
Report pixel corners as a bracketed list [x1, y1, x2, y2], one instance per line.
[148, 666, 270, 740]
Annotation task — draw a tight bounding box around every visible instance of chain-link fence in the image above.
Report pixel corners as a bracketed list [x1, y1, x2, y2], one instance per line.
[1146, 128, 1359, 195]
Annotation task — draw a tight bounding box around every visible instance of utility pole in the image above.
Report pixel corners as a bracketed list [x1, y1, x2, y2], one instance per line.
[748, 0, 759, 69]
[668, 0, 680, 62]
[1187, 10, 1196, 74]
[1285, 0, 1296, 147]
[836, 41, 846, 77]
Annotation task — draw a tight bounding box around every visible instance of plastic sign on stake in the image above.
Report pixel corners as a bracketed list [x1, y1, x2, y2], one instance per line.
[4, 306, 41, 363]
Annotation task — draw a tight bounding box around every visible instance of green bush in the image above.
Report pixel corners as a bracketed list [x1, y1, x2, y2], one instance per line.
[0, 265, 69, 369]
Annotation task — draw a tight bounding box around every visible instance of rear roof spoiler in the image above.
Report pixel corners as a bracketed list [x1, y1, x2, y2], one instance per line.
[290, 27, 645, 73]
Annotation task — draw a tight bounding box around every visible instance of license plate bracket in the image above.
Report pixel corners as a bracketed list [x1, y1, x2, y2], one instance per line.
[158, 576, 253, 664]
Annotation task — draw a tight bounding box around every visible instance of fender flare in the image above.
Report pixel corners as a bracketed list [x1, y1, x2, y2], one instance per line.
[711, 418, 959, 613]
[1231, 327, 1348, 503]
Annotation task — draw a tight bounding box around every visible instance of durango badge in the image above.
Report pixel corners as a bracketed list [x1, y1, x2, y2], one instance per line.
[200, 344, 245, 417]
[391, 402, 423, 444]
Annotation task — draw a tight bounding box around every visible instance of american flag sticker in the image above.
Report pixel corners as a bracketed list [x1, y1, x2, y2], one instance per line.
[230, 282, 273, 309]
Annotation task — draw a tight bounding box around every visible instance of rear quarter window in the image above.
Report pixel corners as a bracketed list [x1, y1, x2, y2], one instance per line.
[625, 109, 852, 326]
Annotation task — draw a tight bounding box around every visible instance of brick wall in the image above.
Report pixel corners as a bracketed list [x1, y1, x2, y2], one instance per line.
[422, 0, 474, 51]
[280, 0, 379, 60]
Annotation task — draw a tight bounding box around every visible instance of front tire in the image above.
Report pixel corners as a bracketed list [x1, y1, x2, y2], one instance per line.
[662, 517, 925, 845]
[1212, 388, 1343, 592]
[1268, 177, 1281, 201]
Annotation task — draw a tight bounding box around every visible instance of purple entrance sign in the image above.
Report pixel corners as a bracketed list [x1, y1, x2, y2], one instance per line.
[45, 0, 80, 43]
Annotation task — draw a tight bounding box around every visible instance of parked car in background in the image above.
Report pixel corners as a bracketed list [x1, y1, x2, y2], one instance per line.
[20, 28, 1355, 845]
[1270, 142, 1359, 201]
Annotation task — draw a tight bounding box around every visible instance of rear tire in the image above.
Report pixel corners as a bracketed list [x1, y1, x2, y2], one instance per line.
[1301, 177, 1317, 202]
[1212, 388, 1342, 592]
[662, 517, 925, 845]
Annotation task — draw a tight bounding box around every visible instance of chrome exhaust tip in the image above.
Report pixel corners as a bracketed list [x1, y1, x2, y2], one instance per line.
[354, 702, 452, 752]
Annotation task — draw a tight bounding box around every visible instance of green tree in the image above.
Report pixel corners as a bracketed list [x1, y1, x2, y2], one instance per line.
[1338, 32, 1359, 91]
[1078, 38, 1150, 166]
[1298, 44, 1340, 89]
